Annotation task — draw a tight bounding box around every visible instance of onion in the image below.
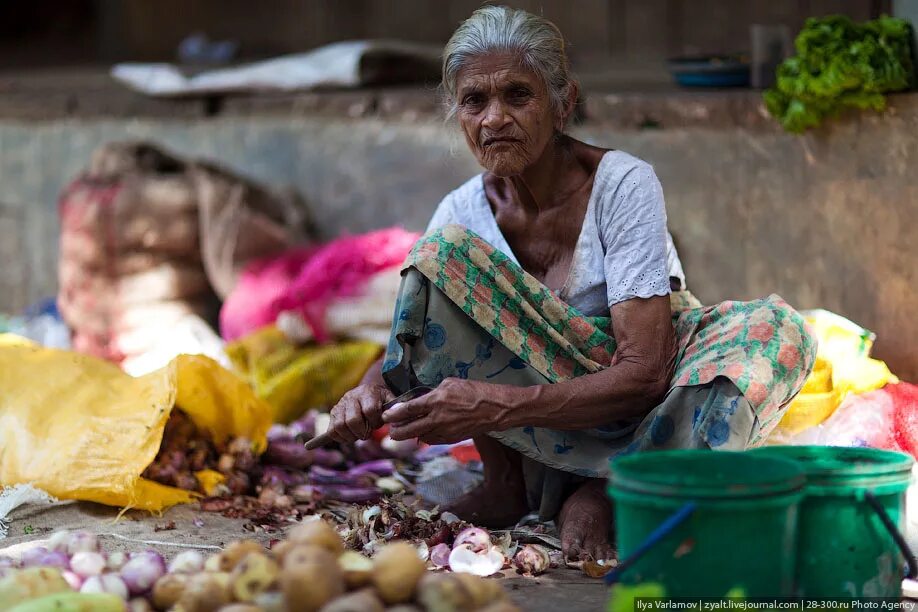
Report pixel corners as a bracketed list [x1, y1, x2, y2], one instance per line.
[311, 448, 345, 468]
[347, 459, 395, 477]
[47, 530, 72, 553]
[512, 544, 551, 576]
[67, 531, 100, 554]
[167, 550, 204, 574]
[430, 543, 451, 568]
[0, 557, 17, 570]
[62, 570, 84, 591]
[70, 551, 106, 577]
[448, 544, 505, 577]
[453, 527, 491, 553]
[314, 485, 381, 503]
[107, 551, 128, 571]
[36, 551, 70, 569]
[381, 435, 421, 458]
[264, 439, 312, 470]
[121, 550, 166, 595]
[128, 598, 154, 612]
[260, 466, 304, 488]
[81, 574, 129, 599]
[19, 546, 49, 567]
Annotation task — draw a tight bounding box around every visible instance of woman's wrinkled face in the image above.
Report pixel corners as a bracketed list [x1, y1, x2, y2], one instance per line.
[455, 53, 557, 177]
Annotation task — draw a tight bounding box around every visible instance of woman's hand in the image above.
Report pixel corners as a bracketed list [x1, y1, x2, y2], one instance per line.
[327, 384, 395, 444]
[382, 378, 508, 444]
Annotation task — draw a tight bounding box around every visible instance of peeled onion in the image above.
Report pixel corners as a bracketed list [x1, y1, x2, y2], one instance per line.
[448, 544, 505, 577]
[70, 551, 106, 578]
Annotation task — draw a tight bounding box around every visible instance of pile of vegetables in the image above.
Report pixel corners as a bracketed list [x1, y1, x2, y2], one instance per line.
[0, 523, 523, 611]
[143, 411, 256, 496]
[764, 15, 915, 133]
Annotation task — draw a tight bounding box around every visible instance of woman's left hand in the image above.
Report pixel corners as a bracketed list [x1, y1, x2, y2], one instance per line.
[381, 378, 507, 444]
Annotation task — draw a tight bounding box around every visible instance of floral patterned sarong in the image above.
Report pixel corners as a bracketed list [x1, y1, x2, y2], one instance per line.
[382, 225, 817, 478]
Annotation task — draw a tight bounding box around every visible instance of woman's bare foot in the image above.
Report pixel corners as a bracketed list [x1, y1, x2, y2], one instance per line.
[444, 435, 529, 528]
[558, 479, 614, 561]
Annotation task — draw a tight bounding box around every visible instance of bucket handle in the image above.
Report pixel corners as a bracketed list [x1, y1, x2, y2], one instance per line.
[863, 491, 918, 580]
[605, 502, 697, 585]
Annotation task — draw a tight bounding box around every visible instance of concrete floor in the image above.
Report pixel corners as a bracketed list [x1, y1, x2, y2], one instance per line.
[0, 500, 609, 611]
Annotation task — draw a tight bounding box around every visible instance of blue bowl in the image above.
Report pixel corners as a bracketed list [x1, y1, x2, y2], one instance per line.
[668, 56, 751, 88]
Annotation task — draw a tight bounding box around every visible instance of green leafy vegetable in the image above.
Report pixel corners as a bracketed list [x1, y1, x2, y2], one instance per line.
[765, 15, 915, 133]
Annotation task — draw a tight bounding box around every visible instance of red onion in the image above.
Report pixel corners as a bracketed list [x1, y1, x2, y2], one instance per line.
[311, 448, 346, 468]
[61, 570, 83, 591]
[430, 543, 451, 568]
[0, 557, 17, 569]
[354, 439, 390, 462]
[260, 466, 305, 488]
[70, 551, 106, 577]
[81, 574, 129, 599]
[314, 485, 381, 503]
[19, 546, 49, 567]
[264, 439, 312, 470]
[121, 551, 166, 595]
[308, 465, 355, 484]
[453, 527, 491, 553]
[347, 459, 395, 477]
[36, 551, 70, 569]
[67, 531, 100, 554]
[168, 550, 204, 574]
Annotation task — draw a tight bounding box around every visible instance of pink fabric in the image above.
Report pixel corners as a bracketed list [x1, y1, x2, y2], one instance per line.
[220, 227, 419, 342]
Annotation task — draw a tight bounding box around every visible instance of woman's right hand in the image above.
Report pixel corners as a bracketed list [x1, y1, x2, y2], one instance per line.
[327, 384, 395, 444]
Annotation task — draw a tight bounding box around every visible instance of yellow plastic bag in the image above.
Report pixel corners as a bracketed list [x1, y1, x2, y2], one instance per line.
[226, 326, 381, 424]
[0, 344, 271, 511]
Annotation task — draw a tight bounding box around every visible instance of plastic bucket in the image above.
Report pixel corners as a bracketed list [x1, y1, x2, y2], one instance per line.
[750, 446, 914, 597]
[608, 450, 805, 597]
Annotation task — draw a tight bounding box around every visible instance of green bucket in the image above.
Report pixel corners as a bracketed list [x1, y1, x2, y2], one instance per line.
[607, 450, 805, 598]
[749, 446, 914, 597]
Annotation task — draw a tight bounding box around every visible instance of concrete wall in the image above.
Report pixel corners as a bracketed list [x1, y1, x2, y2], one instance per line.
[1, 94, 916, 379]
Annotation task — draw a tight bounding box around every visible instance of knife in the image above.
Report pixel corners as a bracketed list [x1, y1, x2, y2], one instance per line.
[300, 385, 434, 450]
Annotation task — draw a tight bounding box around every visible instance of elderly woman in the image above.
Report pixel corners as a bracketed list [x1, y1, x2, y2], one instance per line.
[328, 6, 816, 560]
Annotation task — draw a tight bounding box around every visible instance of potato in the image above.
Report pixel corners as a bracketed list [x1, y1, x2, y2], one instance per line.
[231, 552, 279, 602]
[0, 567, 71, 609]
[218, 540, 266, 572]
[280, 552, 344, 612]
[317, 588, 384, 612]
[152, 573, 191, 610]
[370, 542, 426, 605]
[337, 551, 373, 589]
[175, 572, 231, 612]
[269, 540, 295, 564]
[415, 573, 505, 612]
[281, 545, 336, 570]
[253, 591, 284, 612]
[478, 602, 522, 612]
[287, 520, 344, 556]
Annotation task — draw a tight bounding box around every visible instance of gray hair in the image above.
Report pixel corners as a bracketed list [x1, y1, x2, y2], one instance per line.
[442, 5, 576, 123]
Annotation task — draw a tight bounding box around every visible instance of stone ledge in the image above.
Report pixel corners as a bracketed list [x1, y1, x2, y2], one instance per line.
[0, 69, 915, 129]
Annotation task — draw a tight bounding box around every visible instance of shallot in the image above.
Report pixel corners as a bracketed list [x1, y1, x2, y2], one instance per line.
[121, 551, 166, 595]
[70, 551, 107, 578]
[81, 574, 129, 599]
[264, 440, 312, 470]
